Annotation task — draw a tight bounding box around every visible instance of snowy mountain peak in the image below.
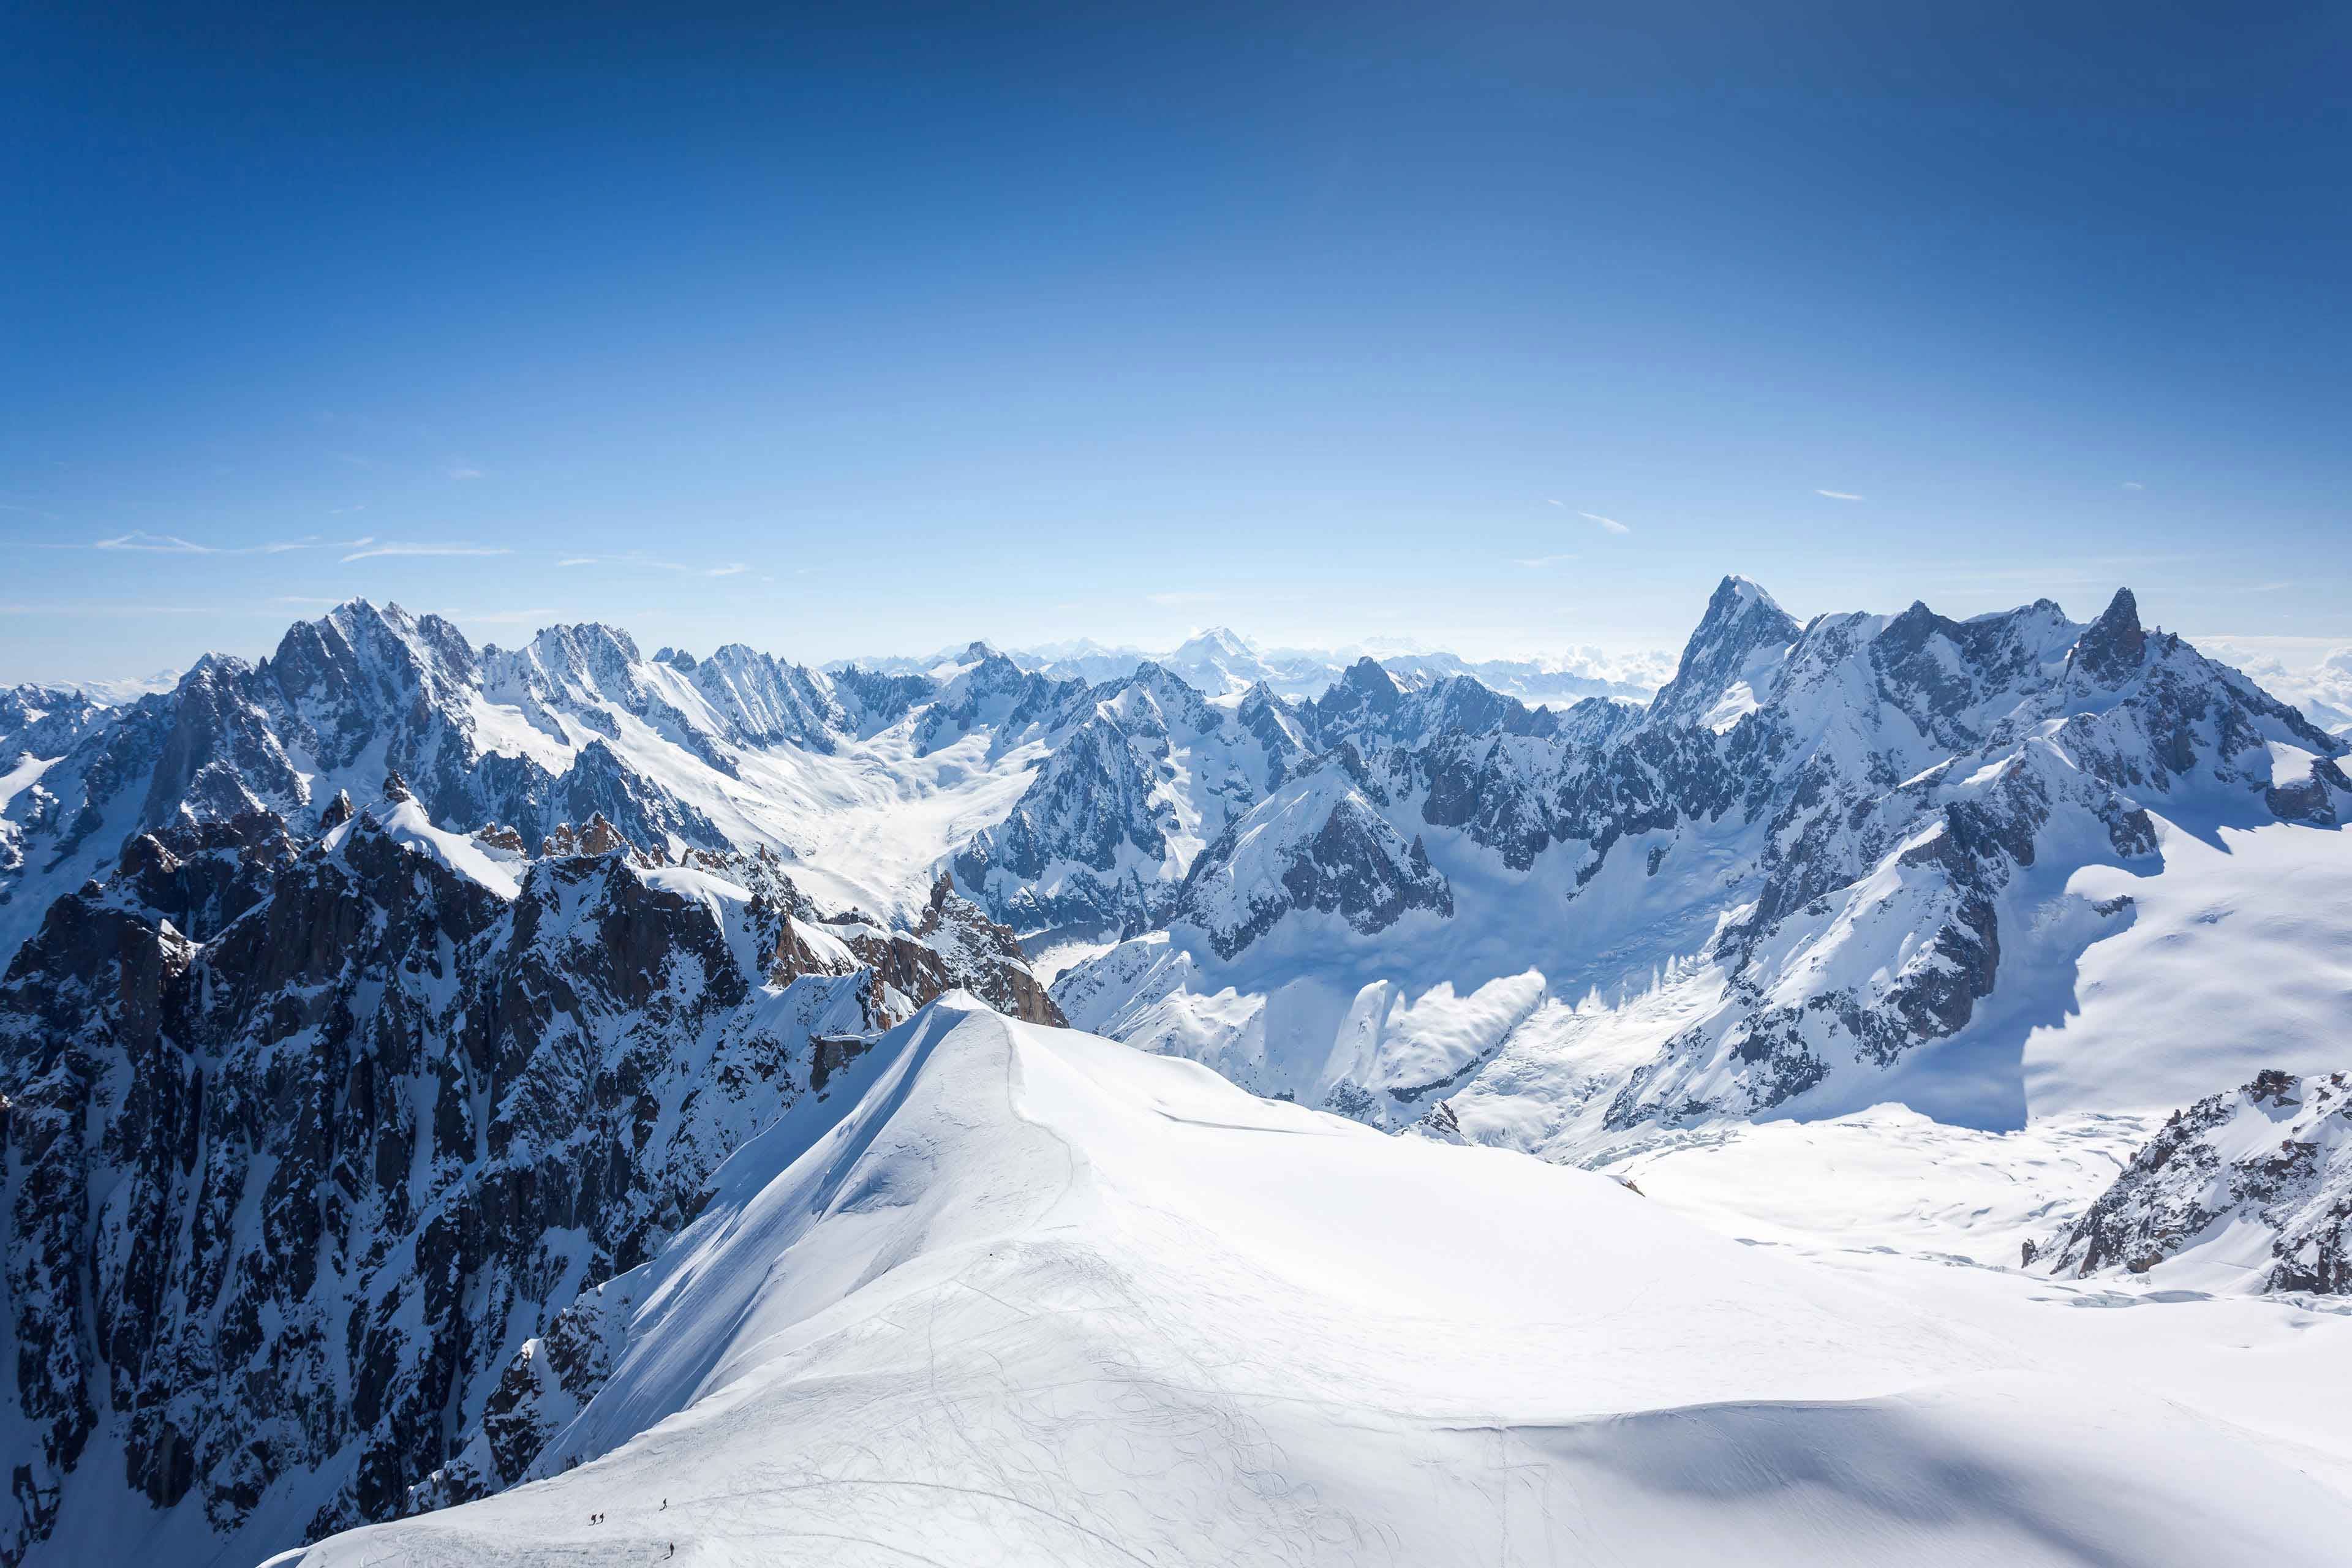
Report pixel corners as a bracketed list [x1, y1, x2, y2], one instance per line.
[2071, 586, 2148, 684]
[1645, 574, 1804, 726]
[1174, 625, 1254, 660]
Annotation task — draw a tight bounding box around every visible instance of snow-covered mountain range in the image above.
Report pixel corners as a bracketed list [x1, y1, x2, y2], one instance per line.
[3, 579, 2349, 1567]
[831, 625, 1675, 705]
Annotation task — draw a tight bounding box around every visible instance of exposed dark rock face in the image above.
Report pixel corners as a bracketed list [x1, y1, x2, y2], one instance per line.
[2069, 586, 2147, 685]
[0, 602, 753, 970]
[952, 663, 1310, 935]
[677, 643, 848, 750]
[0, 794, 1061, 1566]
[2037, 1071, 2352, 1294]
[1168, 758, 1455, 962]
[1643, 575, 1803, 728]
[912, 875, 1068, 1027]
[910, 651, 1087, 758]
[0, 685, 110, 765]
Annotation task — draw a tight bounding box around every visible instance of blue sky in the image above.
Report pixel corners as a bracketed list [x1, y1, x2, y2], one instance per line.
[4, 1, 2346, 683]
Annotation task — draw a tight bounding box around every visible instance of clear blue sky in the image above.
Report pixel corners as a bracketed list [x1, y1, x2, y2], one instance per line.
[4, 1, 2346, 683]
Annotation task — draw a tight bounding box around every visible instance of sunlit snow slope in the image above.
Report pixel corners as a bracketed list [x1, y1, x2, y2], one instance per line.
[290, 998, 2352, 1568]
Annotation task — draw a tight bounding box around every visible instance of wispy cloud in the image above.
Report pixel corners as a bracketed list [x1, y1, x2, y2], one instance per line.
[559, 553, 749, 578]
[341, 541, 511, 563]
[1578, 511, 1630, 535]
[93, 530, 373, 556]
[1815, 489, 1864, 502]
[1512, 552, 1578, 568]
[96, 530, 211, 554]
[2122, 481, 2145, 491]
[1545, 498, 1565, 508]
[328, 504, 366, 516]
[446, 466, 484, 481]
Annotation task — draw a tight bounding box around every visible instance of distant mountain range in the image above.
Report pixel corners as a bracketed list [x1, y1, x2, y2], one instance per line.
[827, 624, 1678, 705]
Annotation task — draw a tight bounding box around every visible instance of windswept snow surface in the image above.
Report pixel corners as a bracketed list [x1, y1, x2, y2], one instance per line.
[293, 1000, 2352, 1568]
[1600, 1106, 2161, 1267]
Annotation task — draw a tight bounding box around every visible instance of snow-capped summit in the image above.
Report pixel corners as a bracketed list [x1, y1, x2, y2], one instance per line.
[1163, 624, 1273, 696]
[1646, 572, 1803, 729]
[1172, 625, 1253, 660]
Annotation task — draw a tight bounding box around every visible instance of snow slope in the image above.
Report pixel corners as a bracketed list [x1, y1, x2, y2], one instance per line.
[292, 999, 2352, 1568]
[1600, 1106, 2161, 1267]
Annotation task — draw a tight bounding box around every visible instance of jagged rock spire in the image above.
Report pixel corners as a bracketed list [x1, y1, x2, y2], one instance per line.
[2071, 587, 2146, 683]
[540, 812, 647, 862]
[1649, 575, 1801, 722]
[382, 770, 413, 804]
[320, 790, 356, 829]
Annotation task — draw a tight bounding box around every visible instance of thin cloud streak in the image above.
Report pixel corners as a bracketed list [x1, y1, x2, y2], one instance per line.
[94, 530, 375, 556]
[1578, 511, 1630, 535]
[341, 542, 513, 563]
[1815, 489, 1864, 501]
[559, 554, 750, 578]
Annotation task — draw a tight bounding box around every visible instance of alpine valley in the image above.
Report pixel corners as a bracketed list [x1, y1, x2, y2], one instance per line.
[5, 580, 2350, 1567]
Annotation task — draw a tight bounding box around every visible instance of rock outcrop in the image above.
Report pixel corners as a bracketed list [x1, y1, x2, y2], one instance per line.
[0, 791, 1061, 1566]
[2033, 1070, 2352, 1294]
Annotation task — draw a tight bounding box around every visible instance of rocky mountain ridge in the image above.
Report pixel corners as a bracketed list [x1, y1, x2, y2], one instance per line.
[827, 627, 1672, 705]
[2030, 1069, 2351, 1294]
[1055, 579, 2348, 1143]
[0, 779, 1057, 1567]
